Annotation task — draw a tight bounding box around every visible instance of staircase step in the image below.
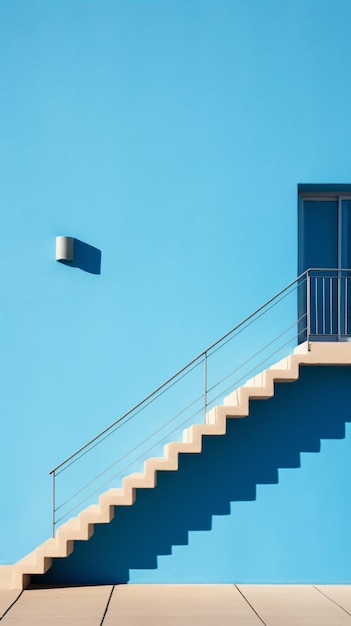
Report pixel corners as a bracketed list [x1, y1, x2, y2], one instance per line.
[4, 341, 351, 589]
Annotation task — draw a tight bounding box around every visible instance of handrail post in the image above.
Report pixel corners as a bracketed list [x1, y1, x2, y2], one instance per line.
[307, 271, 311, 344]
[204, 351, 207, 423]
[52, 471, 56, 538]
[338, 268, 341, 338]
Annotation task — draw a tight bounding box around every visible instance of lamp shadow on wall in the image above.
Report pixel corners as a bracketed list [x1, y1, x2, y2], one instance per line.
[58, 239, 102, 275]
[31, 366, 351, 586]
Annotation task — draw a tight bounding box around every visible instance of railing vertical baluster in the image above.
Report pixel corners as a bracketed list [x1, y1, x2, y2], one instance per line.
[307, 272, 311, 343]
[338, 270, 341, 338]
[347, 277, 349, 335]
[204, 351, 207, 423]
[342, 276, 347, 335]
[315, 276, 318, 335]
[322, 276, 325, 335]
[52, 470, 56, 538]
[330, 276, 333, 336]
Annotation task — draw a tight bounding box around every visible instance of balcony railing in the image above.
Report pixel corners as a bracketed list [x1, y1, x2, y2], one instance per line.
[304, 269, 351, 341]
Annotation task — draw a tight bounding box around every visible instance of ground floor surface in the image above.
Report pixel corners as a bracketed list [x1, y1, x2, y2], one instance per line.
[1, 584, 351, 625]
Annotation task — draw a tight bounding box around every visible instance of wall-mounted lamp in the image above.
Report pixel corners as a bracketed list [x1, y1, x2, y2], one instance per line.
[56, 236, 74, 262]
[55, 236, 101, 274]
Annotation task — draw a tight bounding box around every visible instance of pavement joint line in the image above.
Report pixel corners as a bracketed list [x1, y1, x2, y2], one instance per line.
[99, 585, 115, 626]
[234, 584, 268, 626]
[313, 585, 351, 618]
[0, 590, 23, 621]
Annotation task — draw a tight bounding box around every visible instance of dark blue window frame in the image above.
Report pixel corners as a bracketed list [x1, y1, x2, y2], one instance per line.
[298, 185, 351, 342]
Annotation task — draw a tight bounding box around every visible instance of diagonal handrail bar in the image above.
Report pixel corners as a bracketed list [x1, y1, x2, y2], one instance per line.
[49, 267, 351, 535]
[49, 268, 310, 476]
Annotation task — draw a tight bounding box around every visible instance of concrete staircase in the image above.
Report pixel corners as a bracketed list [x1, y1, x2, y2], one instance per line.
[1, 341, 351, 590]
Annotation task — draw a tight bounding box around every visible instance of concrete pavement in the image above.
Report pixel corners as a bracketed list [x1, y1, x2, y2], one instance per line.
[1, 584, 351, 625]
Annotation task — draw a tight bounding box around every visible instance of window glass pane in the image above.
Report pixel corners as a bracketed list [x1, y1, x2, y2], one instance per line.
[300, 200, 338, 339]
[303, 200, 338, 270]
[340, 199, 351, 268]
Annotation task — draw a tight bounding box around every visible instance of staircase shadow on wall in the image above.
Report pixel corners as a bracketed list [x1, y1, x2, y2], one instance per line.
[32, 365, 351, 585]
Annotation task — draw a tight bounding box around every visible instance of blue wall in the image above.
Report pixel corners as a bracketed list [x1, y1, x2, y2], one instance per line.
[32, 366, 351, 584]
[2, 0, 351, 564]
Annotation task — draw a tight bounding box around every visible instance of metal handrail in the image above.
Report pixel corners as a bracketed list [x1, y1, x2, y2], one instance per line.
[49, 268, 310, 475]
[49, 268, 351, 535]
